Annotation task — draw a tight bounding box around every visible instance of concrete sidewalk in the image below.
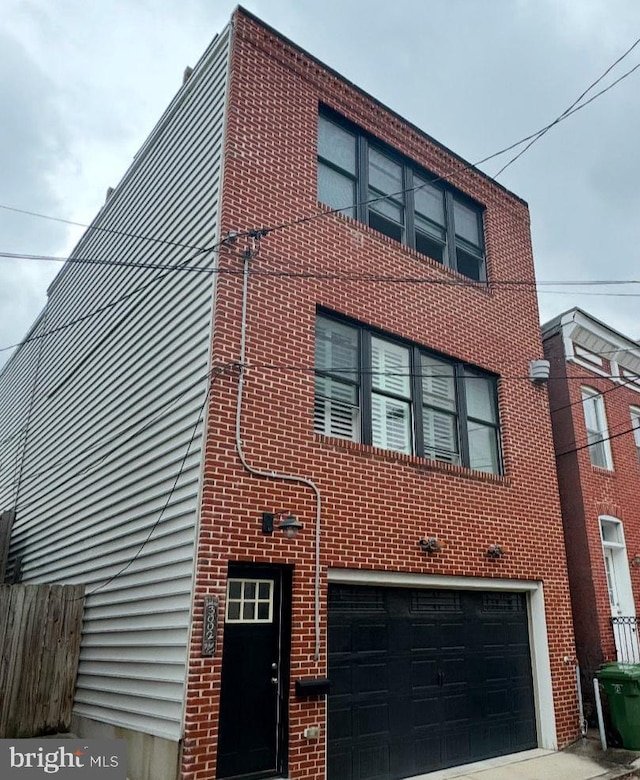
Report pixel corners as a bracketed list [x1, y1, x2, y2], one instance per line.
[424, 740, 640, 780]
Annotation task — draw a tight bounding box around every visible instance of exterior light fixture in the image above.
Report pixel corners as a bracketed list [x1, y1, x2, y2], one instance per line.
[418, 537, 443, 554]
[487, 543, 505, 559]
[261, 511, 303, 539]
[529, 359, 550, 384]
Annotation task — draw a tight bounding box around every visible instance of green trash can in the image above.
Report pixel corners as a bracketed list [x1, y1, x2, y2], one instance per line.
[598, 662, 640, 749]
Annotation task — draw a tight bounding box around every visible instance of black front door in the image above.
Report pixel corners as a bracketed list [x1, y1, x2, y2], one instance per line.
[217, 564, 290, 780]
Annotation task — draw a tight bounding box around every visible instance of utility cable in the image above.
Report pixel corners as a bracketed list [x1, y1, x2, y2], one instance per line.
[12, 305, 50, 512]
[57, 375, 214, 601]
[494, 37, 640, 178]
[4, 250, 640, 289]
[0, 203, 208, 252]
[2, 364, 233, 492]
[4, 42, 638, 262]
[556, 420, 639, 460]
[0, 243, 217, 355]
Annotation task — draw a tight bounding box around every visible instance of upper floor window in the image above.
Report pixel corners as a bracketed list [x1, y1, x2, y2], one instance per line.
[631, 407, 640, 462]
[314, 314, 501, 474]
[317, 112, 486, 281]
[581, 387, 613, 469]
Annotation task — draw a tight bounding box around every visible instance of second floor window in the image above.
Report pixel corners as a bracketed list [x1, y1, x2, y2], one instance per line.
[581, 387, 613, 469]
[317, 112, 485, 281]
[314, 315, 501, 474]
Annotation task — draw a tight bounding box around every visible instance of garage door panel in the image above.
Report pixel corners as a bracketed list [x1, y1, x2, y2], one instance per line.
[329, 623, 352, 652]
[412, 694, 441, 727]
[356, 622, 389, 653]
[330, 663, 352, 695]
[329, 705, 352, 740]
[358, 743, 390, 780]
[357, 703, 390, 738]
[356, 662, 389, 694]
[328, 585, 537, 780]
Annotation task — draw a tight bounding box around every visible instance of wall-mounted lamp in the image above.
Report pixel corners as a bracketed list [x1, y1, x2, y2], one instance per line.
[529, 359, 550, 385]
[631, 555, 640, 568]
[262, 511, 303, 539]
[487, 543, 505, 559]
[418, 537, 443, 554]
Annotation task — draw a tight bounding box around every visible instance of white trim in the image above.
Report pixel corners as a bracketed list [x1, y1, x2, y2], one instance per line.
[327, 568, 557, 751]
[573, 344, 603, 367]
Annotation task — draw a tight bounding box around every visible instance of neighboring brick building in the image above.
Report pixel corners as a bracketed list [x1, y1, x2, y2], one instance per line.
[543, 309, 640, 702]
[0, 7, 580, 780]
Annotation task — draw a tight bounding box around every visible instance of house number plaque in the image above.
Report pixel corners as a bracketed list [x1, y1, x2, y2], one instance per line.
[202, 596, 219, 656]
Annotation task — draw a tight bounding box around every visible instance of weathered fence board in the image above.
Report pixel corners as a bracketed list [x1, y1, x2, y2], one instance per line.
[0, 584, 85, 737]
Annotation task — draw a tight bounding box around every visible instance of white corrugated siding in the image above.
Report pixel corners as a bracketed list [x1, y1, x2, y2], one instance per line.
[0, 25, 231, 740]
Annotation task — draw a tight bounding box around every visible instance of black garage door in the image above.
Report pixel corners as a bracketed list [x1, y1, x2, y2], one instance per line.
[328, 585, 537, 780]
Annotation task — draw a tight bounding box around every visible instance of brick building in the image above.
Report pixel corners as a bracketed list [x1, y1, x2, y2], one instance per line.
[0, 7, 580, 780]
[542, 309, 640, 701]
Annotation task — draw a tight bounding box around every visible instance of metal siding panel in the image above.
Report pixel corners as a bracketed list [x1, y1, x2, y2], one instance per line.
[0, 26, 231, 739]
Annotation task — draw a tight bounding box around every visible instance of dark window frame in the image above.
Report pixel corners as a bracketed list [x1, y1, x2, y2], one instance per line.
[314, 312, 502, 474]
[317, 109, 486, 282]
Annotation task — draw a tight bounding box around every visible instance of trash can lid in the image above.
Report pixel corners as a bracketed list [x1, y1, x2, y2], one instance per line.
[598, 662, 640, 680]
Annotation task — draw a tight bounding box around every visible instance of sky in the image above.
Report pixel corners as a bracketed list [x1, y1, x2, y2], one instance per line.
[2, 0, 640, 368]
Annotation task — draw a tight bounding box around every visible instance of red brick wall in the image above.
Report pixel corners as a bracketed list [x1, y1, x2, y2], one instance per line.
[545, 329, 640, 678]
[181, 10, 579, 779]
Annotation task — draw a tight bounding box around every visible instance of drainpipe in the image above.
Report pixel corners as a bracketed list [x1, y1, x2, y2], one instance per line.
[234, 243, 322, 662]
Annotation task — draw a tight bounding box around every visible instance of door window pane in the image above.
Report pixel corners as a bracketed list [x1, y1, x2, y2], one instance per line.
[226, 579, 274, 623]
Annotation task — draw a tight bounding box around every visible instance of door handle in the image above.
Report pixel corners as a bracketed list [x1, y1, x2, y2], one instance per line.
[437, 671, 444, 687]
[271, 677, 279, 685]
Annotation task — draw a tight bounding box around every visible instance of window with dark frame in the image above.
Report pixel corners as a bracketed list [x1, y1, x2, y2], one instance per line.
[317, 111, 486, 281]
[314, 314, 501, 474]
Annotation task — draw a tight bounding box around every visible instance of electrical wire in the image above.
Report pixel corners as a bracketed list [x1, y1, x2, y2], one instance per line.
[6, 249, 640, 289]
[0, 243, 217, 355]
[12, 304, 50, 511]
[81, 380, 213, 598]
[556, 420, 639, 460]
[2, 364, 233, 492]
[493, 37, 640, 178]
[0, 203, 209, 252]
[3, 38, 639, 266]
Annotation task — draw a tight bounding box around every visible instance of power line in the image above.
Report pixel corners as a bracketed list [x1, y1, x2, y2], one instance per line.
[0, 203, 209, 252]
[4, 250, 640, 289]
[3, 39, 638, 261]
[493, 36, 640, 178]
[556, 420, 639, 460]
[2, 365, 232, 491]
[0, 250, 213, 273]
[0, 243, 217, 355]
[230, 53, 640, 243]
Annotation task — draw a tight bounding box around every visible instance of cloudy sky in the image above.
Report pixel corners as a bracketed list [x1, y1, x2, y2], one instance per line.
[2, 0, 640, 368]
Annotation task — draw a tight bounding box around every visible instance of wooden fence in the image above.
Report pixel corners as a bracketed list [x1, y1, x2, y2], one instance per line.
[0, 584, 85, 737]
